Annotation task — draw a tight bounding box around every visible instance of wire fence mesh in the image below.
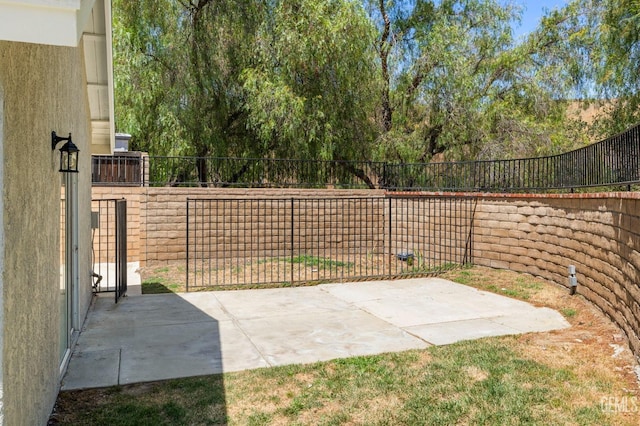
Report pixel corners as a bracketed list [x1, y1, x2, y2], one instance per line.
[186, 196, 476, 290]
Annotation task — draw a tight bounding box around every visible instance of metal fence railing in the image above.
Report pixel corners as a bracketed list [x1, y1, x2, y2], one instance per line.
[92, 152, 147, 187]
[147, 156, 385, 189]
[93, 123, 640, 192]
[91, 198, 128, 302]
[186, 196, 476, 290]
[383, 124, 640, 191]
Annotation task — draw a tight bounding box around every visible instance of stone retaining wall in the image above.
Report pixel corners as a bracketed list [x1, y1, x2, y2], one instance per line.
[187, 197, 388, 261]
[469, 192, 640, 355]
[91, 186, 144, 263]
[91, 187, 640, 356]
[91, 187, 385, 264]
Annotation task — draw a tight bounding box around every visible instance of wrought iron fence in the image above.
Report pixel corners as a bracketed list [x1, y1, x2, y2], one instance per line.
[93, 123, 640, 191]
[91, 198, 128, 302]
[144, 156, 385, 189]
[92, 152, 146, 186]
[383, 124, 640, 191]
[186, 196, 476, 290]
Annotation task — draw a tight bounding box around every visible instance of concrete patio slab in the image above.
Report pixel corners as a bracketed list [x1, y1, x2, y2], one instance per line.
[211, 286, 354, 319]
[62, 348, 121, 390]
[323, 278, 553, 328]
[492, 307, 575, 333]
[62, 278, 570, 390]
[93, 261, 142, 297]
[238, 309, 428, 366]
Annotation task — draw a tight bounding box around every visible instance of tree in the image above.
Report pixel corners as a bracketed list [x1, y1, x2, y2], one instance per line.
[590, 0, 640, 134]
[112, 0, 604, 178]
[532, 0, 640, 139]
[241, 0, 380, 165]
[112, 0, 185, 156]
[113, 0, 264, 183]
[367, 0, 587, 162]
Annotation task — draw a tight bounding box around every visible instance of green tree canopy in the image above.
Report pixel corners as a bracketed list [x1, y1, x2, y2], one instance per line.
[587, 0, 640, 134]
[241, 0, 380, 163]
[370, 0, 586, 162]
[112, 0, 638, 181]
[113, 0, 263, 159]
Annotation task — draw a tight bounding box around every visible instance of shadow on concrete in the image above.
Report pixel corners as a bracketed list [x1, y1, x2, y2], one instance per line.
[61, 291, 228, 423]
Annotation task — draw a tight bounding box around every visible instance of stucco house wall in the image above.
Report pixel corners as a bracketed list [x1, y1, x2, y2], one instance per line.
[0, 41, 93, 425]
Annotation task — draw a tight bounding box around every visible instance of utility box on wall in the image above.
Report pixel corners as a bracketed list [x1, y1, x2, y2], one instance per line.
[91, 211, 100, 229]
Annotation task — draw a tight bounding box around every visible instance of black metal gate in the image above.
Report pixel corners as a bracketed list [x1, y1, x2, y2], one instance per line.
[91, 198, 128, 302]
[186, 195, 476, 290]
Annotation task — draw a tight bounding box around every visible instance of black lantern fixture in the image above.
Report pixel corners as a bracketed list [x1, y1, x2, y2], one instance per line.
[51, 131, 79, 173]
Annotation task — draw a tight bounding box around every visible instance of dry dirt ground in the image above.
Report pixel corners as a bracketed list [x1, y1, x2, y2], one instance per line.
[140, 256, 463, 291]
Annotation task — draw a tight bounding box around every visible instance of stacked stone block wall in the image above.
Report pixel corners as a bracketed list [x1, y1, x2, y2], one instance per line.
[91, 186, 640, 357]
[149, 188, 385, 264]
[471, 192, 640, 356]
[92, 187, 385, 265]
[188, 197, 387, 262]
[91, 186, 144, 263]
[388, 196, 475, 266]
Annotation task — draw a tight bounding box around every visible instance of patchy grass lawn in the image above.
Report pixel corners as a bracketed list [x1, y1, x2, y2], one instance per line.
[141, 265, 183, 294]
[139, 258, 458, 294]
[52, 266, 640, 425]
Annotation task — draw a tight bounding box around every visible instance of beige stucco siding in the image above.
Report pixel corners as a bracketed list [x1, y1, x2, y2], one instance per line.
[0, 40, 93, 426]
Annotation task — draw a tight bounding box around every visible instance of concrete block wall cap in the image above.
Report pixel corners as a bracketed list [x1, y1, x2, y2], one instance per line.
[385, 191, 640, 200]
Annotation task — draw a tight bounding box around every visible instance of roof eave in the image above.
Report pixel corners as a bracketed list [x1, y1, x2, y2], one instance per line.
[0, 0, 96, 47]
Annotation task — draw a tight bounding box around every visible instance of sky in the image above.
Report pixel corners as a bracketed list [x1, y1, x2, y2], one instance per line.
[514, 0, 570, 40]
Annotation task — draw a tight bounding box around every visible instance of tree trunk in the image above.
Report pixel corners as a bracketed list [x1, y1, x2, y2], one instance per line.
[196, 156, 208, 187]
[379, 0, 393, 133]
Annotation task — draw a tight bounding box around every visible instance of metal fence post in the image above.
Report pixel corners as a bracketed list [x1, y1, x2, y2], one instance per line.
[388, 197, 392, 277]
[291, 197, 295, 285]
[186, 198, 190, 292]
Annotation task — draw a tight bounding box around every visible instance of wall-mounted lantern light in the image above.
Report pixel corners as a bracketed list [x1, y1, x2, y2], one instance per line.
[52, 131, 79, 173]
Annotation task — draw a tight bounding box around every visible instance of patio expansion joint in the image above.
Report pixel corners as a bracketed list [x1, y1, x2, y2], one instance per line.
[402, 315, 521, 329]
[214, 295, 272, 368]
[392, 324, 437, 345]
[117, 348, 122, 386]
[398, 315, 525, 344]
[318, 286, 381, 305]
[322, 296, 437, 347]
